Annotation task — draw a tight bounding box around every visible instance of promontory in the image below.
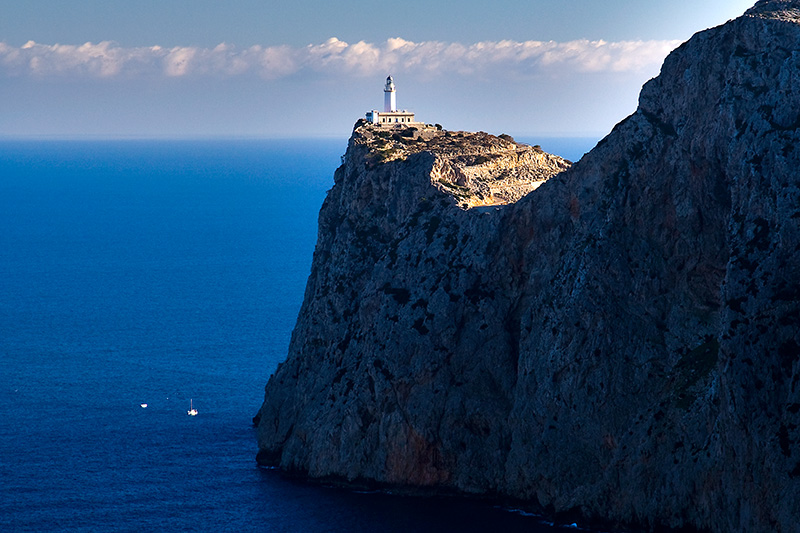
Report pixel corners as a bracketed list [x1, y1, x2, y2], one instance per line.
[255, 1, 800, 530]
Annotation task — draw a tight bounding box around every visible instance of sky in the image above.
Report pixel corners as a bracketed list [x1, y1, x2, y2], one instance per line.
[0, 0, 756, 139]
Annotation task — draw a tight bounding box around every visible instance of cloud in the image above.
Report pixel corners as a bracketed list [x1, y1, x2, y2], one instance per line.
[0, 38, 681, 80]
[164, 47, 196, 77]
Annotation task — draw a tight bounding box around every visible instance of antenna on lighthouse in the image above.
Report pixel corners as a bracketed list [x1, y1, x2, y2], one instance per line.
[384, 76, 396, 112]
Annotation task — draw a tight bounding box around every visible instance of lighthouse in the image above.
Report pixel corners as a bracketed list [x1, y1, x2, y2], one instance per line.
[365, 76, 419, 127]
[384, 76, 396, 112]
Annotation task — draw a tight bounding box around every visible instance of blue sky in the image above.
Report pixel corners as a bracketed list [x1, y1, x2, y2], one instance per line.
[0, 0, 755, 138]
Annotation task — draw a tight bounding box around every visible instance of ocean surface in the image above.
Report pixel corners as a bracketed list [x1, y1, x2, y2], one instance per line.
[0, 137, 598, 532]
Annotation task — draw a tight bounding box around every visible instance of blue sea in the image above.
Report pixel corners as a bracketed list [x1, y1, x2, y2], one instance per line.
[0, 137, 597, 532]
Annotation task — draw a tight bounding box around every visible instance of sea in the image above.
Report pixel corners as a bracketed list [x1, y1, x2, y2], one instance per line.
[0, 137, 598, 532]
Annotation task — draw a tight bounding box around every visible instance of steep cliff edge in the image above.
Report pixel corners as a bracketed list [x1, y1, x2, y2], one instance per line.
[256, 2, 800, 531]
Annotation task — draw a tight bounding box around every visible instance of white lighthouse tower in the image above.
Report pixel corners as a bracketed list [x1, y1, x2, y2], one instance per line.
[384, 76, 396, 112]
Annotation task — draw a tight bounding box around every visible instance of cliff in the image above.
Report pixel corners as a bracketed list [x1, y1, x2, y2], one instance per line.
[255, 1, 800, 531]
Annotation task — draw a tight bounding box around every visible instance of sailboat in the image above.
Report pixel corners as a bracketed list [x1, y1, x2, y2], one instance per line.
[187, 399, 198, 416]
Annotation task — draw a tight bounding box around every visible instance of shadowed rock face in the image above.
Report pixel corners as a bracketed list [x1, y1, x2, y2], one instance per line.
[255, 1, 800, 531]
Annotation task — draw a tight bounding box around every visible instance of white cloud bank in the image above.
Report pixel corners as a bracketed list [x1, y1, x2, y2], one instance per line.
[0, 38, 681, 80]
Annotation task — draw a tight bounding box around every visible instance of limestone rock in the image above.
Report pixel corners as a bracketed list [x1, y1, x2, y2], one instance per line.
[256, 1, 800, 530]
[353, 123, 570, 208]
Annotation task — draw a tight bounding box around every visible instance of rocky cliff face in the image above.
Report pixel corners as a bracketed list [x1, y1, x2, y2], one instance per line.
[255, 1, 800, 531]
[352, 124, 571, 207]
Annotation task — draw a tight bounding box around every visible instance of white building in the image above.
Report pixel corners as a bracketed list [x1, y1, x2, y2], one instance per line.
[366, 76, 421, 126]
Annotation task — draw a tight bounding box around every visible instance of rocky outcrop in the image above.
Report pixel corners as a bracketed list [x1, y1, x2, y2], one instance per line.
[354, 124, 570, 207]
[255, 1, 800, 531]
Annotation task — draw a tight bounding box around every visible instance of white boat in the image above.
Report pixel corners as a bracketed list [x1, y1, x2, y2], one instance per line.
[187, 399, 198, 416]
